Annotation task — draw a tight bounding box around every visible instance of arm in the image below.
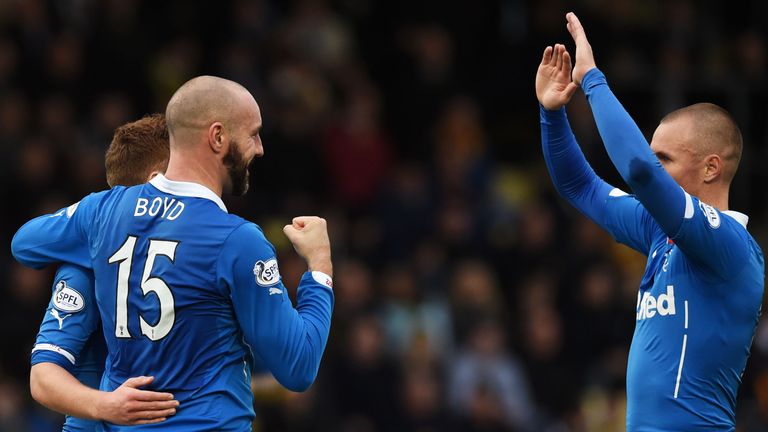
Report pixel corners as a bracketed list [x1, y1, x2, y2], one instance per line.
[31, 364, 177, 425]
[564, 12, 686, 236]
[581, 69, 686, 235]
[536, 44, 657, 253]
[31, 265, 178, 425]
[11, 193, 103, 269]
[566, 12, 750, 276]
[221, 218, 334, 392]
[540, 105, 613, 224]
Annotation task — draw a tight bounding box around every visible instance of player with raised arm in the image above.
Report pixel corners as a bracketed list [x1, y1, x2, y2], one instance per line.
[536, 12, 764, 431]
[31, 114, 179, 430]
[12, 76, 334, 431]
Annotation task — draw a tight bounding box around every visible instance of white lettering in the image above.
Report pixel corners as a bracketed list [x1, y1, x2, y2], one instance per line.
[166, 201, 185, 220]
[161, 197, 175, 218]
[134, 198, 149, 216]
[148, 197, 162, 216]
[636, 285, 677, 321]
[134, 197, 185, 220]
[657, 285, 675, 315]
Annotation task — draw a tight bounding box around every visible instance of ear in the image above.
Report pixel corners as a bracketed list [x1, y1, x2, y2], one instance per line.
[702, 154, 722, 183]
[146, 171, 161, 182]
[207, 122, 226, 154]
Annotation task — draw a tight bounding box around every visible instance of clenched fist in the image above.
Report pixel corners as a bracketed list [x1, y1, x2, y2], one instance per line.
[283, 216, 333, 277]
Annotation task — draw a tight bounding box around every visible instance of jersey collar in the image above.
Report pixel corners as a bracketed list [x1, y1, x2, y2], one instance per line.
[149, 174, 228, 212]
[723, 210, 748, 228]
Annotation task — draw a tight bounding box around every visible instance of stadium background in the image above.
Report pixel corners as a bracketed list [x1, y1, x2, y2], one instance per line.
[1, 0, 767, 431]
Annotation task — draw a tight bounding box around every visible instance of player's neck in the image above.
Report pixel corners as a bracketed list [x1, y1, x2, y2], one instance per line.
[163, 155, 223, 197]
[696, 186, 729, 212]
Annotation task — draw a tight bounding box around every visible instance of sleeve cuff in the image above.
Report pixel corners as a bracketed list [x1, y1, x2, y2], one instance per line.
[310, 271, 333, 290]
[31, 344, 76, 372]
[582, 67, 606, 93]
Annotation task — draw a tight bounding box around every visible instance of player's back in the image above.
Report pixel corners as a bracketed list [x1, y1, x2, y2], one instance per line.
[89, 176, 255, 430]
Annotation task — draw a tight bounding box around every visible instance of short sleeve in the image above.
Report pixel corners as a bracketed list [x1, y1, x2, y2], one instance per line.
[31, 265, 100, 372]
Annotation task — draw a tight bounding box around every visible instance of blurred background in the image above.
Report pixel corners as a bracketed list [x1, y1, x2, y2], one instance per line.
[1, 0, 767, 431]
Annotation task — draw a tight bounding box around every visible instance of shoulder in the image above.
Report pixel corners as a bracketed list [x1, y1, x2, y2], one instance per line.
[52, 264, 93, 312]
[224, 221, 270, 249]
[54, 264, 94, 284]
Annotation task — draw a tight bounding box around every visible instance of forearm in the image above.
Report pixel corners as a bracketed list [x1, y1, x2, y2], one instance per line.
[540, 105, 612, 224]
[244, 272, 334, 392]
[582, 68, 685, 234]
[307, 255, 332, 278]
[30, 363, 102, 420]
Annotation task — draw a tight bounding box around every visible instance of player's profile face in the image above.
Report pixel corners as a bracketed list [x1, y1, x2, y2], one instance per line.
[651, 119, 702, 195]
[223, 138, 251, 196]
[222, 96, 263, 196]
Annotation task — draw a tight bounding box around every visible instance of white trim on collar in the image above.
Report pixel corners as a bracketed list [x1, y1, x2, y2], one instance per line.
[149, 174, 227, 212]
[723, 210, 748, 228]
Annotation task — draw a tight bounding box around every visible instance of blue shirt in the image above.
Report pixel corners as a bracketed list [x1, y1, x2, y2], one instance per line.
[540, 69, 764, 431]
[13, 175, 334, 431]
[31, 264, 105, 432]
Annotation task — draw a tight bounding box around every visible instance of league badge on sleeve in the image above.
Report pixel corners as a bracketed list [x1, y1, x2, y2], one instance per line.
[698, 202, 721, 228]
[52, 280, 85, 313]
[253, 259, 281, 286]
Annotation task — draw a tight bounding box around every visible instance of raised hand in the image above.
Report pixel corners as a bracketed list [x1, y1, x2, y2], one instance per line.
[283, 216, 333, 277]
[566, 12, 596, 85]
[535, 44, 578, 110]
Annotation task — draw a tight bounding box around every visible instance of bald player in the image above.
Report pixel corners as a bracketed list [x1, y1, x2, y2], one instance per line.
[12, 76, 335, 431]
[536, 13, 763, 431]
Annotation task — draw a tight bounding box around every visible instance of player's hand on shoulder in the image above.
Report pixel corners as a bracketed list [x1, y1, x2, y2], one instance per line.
[98, 376, 179, 425]
[283, 216, 333, 277]
[565, 12, 597, 85]
[536, 44, 578, 110]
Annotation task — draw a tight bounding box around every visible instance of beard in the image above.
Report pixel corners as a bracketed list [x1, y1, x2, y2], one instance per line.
[222, 138, 251, 196]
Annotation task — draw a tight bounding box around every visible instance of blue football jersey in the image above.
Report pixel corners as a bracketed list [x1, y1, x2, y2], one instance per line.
[541, 85, 765, 432]
[13, 175, 334, 431]
[31, 264, 105, 432]
[604, 189, 763, 431]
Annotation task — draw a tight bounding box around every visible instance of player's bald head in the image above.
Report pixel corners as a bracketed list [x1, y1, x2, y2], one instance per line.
[660, 103, 743, 183]
[165, 75, 255, 142]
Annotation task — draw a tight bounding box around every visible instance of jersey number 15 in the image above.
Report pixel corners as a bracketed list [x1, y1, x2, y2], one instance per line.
[108, 236, 178, 341]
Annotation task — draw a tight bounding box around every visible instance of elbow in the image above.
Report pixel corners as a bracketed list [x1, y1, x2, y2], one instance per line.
[10, 231, 25, 263]
[625, 157, 655, 189]
[10, 230, 40, 269]
[29, 365, 47, 405]
[280, 371, 316, 393]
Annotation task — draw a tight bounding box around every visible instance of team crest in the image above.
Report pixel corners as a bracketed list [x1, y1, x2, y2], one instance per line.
[698, 202, 720, 229]
[253, 259, 281, 287]
[52, 280, 85, 313]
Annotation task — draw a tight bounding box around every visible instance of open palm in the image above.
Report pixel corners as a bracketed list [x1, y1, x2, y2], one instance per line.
[535, 44, 578, 110]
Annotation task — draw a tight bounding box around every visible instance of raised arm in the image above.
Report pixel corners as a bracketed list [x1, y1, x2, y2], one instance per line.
[537, 44, 611, 223]
[566, 12, 685, 236]
[536, 44, 658, 254]
[566, 12, 753, 277]
[220, 218, 333, 392]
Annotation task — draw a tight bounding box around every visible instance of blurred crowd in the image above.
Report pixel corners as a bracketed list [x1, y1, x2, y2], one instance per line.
[1, 0, 767, 431]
